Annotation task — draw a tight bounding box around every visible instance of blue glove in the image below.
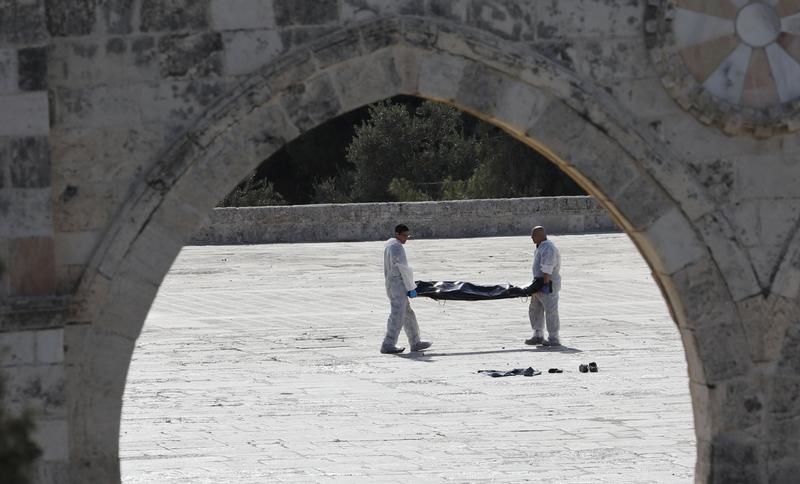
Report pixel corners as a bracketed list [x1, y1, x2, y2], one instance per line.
[407, 289, 418, 298]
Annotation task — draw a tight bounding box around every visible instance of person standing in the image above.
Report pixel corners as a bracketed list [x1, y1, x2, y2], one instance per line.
[381, 224, 432, 354]
[525, 225, 562, 347]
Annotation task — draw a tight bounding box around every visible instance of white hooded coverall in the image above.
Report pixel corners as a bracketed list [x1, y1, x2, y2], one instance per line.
[383, 238, 421, 348]
[529, 239, 561, 340]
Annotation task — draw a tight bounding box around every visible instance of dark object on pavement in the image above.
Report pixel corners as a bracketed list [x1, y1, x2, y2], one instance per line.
[478, 367, 541, 377]
[579, 364, 589, 373]
[588, 362, 598, 372]
[415, 278, 549, 301]
[525, 335, 544, 345]
[548, 368, 563, 373]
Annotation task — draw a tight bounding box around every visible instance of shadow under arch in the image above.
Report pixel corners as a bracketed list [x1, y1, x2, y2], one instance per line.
[68, 15, 751, 483]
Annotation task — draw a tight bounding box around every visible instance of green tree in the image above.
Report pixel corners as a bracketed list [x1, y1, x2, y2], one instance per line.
[0, 374, 42, 484]
[345, 100, 486, 202]
[218, 173, 287, 207]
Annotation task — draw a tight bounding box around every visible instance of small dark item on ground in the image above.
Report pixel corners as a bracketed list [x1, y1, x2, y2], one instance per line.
[579, 364, 589, 373]
[478, 367, 541, 377]
[588, 362, 598, 372]
[548, 368, 563, 373]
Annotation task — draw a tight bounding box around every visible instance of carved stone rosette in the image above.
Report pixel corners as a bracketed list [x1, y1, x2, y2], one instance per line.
[645, 0, 800, 136]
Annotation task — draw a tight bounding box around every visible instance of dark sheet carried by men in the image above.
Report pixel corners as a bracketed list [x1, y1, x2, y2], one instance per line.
[414, 279, 547, 301]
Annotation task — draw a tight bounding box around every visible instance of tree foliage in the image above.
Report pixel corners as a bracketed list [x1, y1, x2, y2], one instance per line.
[219, 97, 584, 206]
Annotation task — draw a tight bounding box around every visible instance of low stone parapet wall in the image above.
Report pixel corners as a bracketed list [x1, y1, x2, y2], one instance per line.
[189, 196, 619, 245]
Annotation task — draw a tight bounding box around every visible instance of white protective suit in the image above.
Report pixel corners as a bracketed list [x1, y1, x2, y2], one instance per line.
[529, 238, 561, 340]
[382, 237, 421, 348]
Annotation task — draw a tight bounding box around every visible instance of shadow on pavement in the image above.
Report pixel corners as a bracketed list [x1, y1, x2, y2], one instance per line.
[395, 346, 582, 360]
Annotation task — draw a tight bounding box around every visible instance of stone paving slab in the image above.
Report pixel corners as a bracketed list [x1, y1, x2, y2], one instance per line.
[120, 234, 695, 483]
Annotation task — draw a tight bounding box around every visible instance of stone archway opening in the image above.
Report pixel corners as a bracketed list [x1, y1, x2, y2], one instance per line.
[117, 95, 694, 481]
[70, 17, 745, 483]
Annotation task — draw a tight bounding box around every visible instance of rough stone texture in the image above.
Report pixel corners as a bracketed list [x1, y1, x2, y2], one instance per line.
[139, 0, 209, 33]
[0, 2, 799, 482]
[17, 46, 47, 91]
[158, 32, 223, 79]
[190, 196, 618, 245]
[0, 0, 48, 45]
[273, 0, 338, 26]
[45, 0, 96, 37]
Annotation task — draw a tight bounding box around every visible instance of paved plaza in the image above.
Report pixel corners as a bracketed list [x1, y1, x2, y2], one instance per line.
[120, 233, 695, 483]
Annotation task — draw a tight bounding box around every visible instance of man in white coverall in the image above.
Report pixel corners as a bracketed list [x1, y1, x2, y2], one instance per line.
[381, 224, 432, 354]
[525, 225, 562, 347]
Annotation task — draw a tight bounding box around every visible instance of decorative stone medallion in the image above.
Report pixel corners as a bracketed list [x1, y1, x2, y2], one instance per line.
[645, 0, 800, 136]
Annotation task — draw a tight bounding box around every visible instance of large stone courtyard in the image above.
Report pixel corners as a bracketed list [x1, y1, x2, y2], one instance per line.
[120, 233, 694, 483]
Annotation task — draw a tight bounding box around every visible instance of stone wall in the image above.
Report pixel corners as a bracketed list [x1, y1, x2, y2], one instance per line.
[190, 196, 617, 245]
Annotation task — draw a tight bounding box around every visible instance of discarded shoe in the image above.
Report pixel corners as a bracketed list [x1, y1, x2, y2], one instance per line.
[588, 362, 598, 372]
[548, 368, 563, 373]
[410, 341, 432, 352]
[579, 363, 589, 373]
[542, 338, 561, 347]
[523, 367, 542, 377]
[524, 335, 544, 345]
[380, 345, 405, 354]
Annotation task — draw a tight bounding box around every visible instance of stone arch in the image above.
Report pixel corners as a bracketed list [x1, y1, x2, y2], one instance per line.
[68, 16, 753, 482]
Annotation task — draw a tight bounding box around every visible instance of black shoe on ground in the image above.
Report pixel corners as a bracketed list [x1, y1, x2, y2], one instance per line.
[380, 345, 405, 354]
[579, 364, 589, 373]
[411, 341, 432, 352]
[588, 362, 598, 372]
[524, 335, 544, 345]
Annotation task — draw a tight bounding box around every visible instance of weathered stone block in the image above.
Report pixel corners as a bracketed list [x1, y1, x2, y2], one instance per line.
[466, 0, 536, 41]
[0, 93, 49, 136]
[45, 0, 96, 37]
[612, 173, 674, 232]
[330, 50, 400, 112]
[426, 0, 467, 20]
[279, 73, 342, 132]
[159, 32, 223, 79]
[0, 0, 47, 45]
[488, 80, 550, 137]
[0, 331, 35, 366]
[2, 363, 65, 416]
[9, 236, 55, 296]
[6, 136, 50, 188]
[643, 207, 707, 276]
[310, 27, 362, 70]
[52, 178, 127, 232]
[0, 49, 18, 94]
[418, 51, 466, 102]
[35, 329, 64, 365]
[221, 29, 283, 76]
[17, 45, 47, 91]
[101, 0, 135, 34]
[55, 230, 99, 266]
[50, 85, 142, 129]
[140, 0, 209, 32]
[139, 79, 228, 136]
[341, 0, 424, 22]
[533, 0, 643, 40]
[274, 0, 338, 26]
[697, 211, 762, 301]
[707, 434, 762, 483]
[31, 417, 68, 461]
[455, 62, 514, 118]
[279, 25, 338, 53]
[210, 0, 276, 30]
[0, 187, 52, 237]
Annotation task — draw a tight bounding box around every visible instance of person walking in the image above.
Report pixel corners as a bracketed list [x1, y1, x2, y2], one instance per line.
[381, 224, 432, 354]
[525, 225, 562, 347]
